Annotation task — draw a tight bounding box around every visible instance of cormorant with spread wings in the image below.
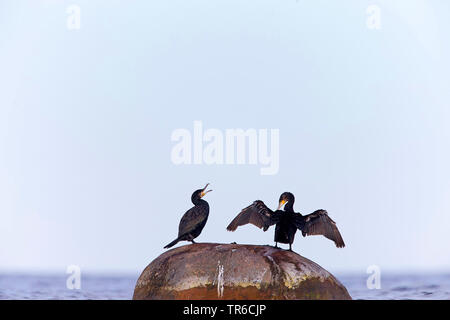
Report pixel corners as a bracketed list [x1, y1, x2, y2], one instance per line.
[226, 192, 345, 251]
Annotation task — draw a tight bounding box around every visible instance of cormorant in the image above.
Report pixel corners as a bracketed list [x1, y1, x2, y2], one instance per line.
[226, 192, 345, 251]
[164, 183, 212, 249]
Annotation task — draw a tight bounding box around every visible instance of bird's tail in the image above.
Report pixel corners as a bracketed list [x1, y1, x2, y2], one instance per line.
[164, 237, 180, 249]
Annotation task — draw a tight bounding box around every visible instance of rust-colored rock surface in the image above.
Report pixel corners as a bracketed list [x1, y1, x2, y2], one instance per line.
[133, 243, 351, 300]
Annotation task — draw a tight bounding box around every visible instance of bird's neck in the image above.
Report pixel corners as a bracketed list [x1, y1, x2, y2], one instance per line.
[284, 202, 294, 212]
[284, 195, 295, 212]
[192, 198, 208, 206]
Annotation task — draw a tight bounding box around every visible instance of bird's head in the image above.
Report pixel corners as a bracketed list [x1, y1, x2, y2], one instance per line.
[191, 183, 213, 202]
[277, 192, 294, 210]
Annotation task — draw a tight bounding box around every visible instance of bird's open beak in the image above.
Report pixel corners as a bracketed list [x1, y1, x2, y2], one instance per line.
[200, 183, 213, 198]
[277, 199, 287, 210]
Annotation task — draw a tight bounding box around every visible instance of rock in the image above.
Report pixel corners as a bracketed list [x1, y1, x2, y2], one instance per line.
[133, 243, 351, 300]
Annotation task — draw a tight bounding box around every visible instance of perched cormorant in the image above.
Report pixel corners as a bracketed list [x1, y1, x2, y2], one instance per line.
[226, 192, 345, 251]
[164, 183, 212, 249]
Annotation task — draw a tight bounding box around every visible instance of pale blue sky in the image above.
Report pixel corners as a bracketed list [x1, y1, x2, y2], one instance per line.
[1, 1, 450, 275]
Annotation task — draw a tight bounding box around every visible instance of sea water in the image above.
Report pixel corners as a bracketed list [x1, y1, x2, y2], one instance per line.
[1, 272, 449, 300]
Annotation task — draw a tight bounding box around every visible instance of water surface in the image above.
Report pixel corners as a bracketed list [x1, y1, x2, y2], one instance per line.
[1, 273, 449, 300]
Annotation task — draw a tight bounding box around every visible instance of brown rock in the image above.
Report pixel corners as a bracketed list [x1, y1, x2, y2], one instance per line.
[133, 243, 351, 300]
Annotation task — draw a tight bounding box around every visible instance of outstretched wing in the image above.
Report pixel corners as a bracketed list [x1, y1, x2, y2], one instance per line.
[226, 200, 279, 232]
[296, 209, 345, 248]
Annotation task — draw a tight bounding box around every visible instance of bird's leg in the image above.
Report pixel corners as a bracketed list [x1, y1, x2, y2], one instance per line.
[191, 239, 196, 244]
[274, 242, 279, 249]
[288, 244, 293, 252]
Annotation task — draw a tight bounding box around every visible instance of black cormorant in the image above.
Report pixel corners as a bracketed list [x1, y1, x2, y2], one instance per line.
[226, 192, 345, 251]
[164, 183, 212, 249]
